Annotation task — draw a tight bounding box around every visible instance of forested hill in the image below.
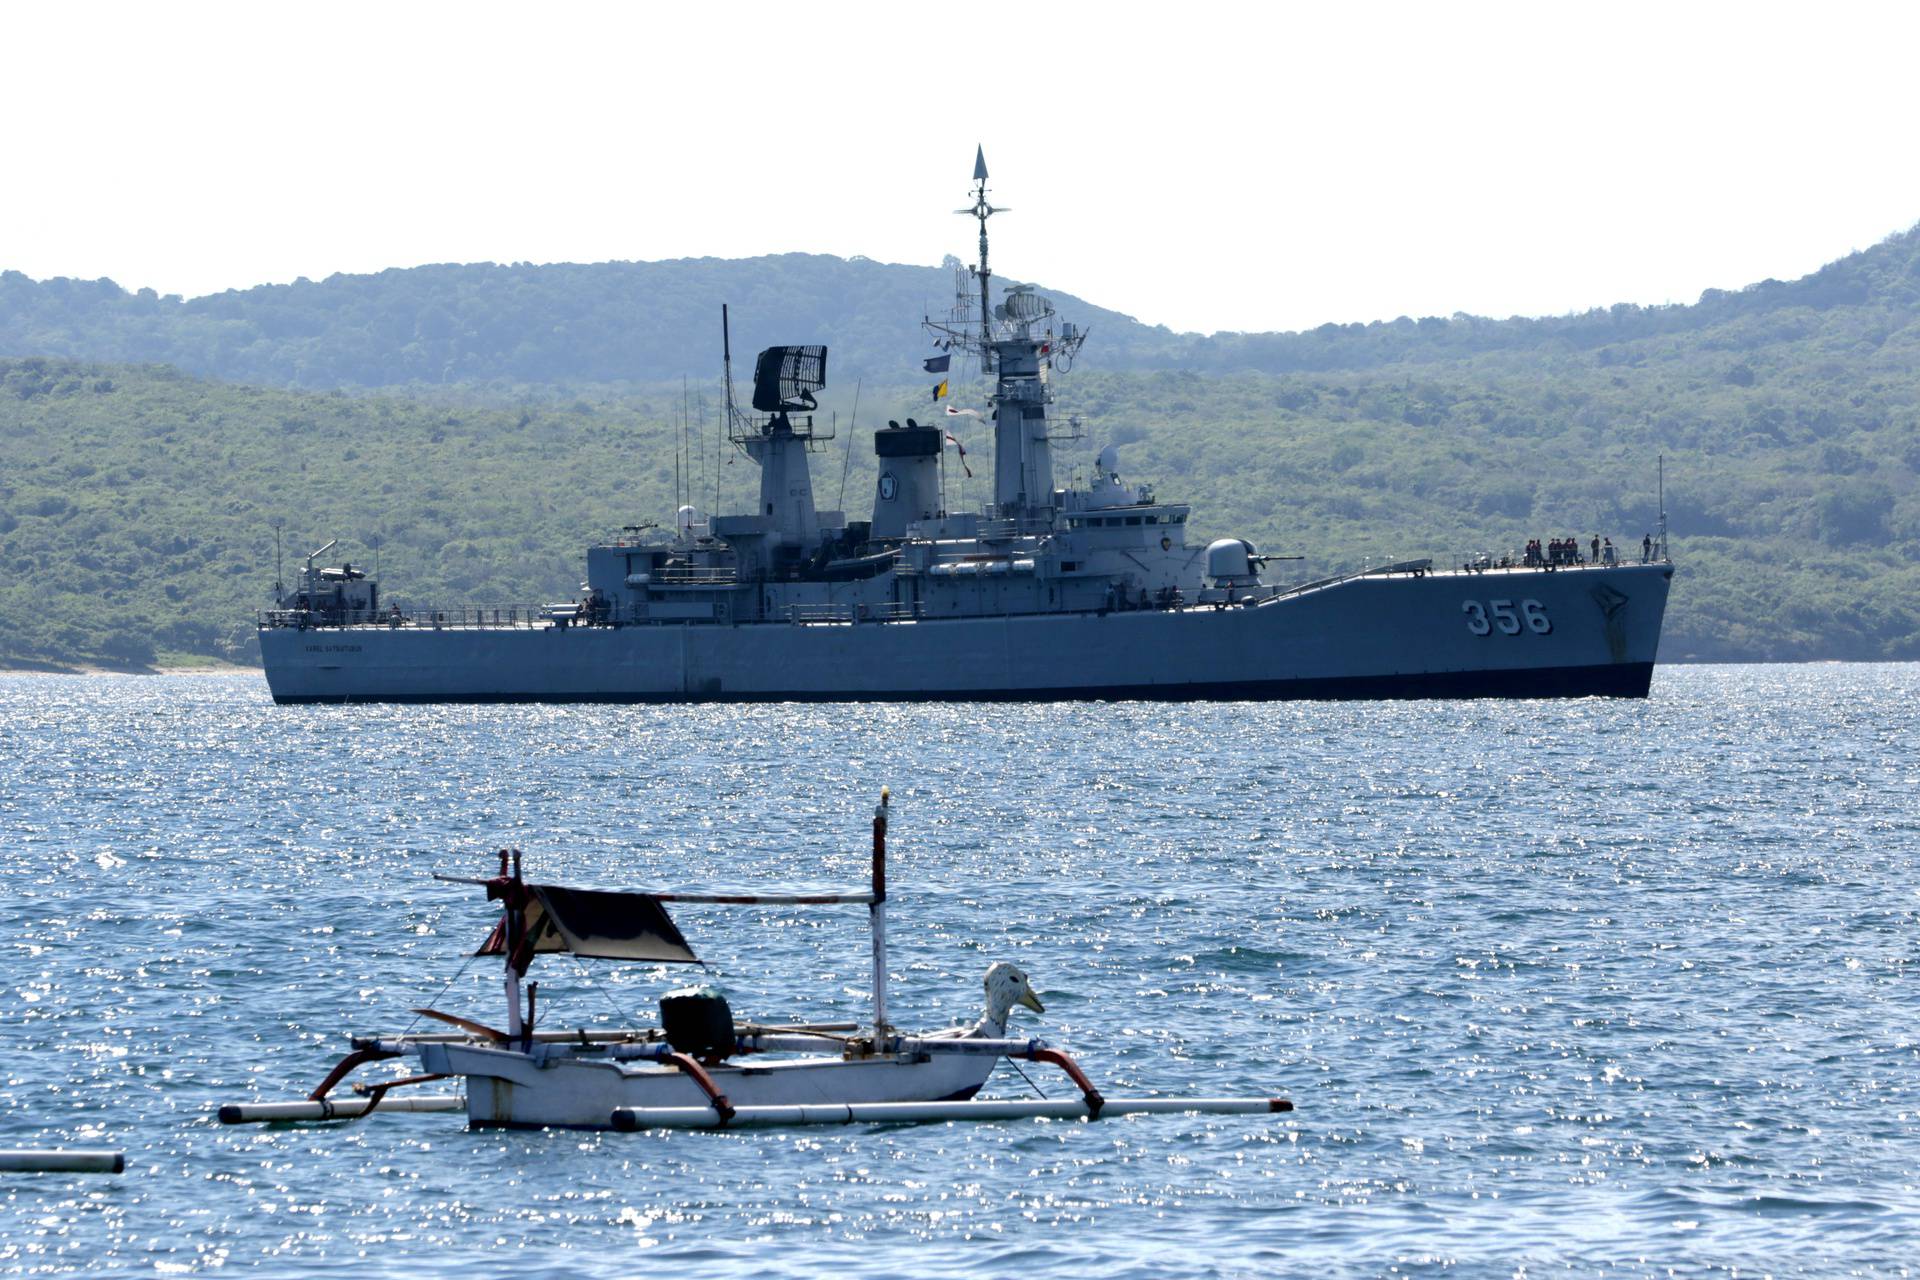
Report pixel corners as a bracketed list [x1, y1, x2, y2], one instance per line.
[3, 339, 1916, 671]
[0, 256, 1166, 388]
[5, 222, 1920, 670]
[5, 222, 1920, 388]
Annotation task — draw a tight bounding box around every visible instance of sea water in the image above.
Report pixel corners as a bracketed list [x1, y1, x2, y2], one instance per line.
[1, 666, 1915, 1277]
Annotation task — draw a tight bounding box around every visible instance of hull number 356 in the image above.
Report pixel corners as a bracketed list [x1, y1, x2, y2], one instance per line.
[1462, 598, 1552, 636]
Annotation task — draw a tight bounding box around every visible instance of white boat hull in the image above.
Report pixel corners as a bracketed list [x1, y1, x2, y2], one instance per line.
[418, 1041, 998, 1130]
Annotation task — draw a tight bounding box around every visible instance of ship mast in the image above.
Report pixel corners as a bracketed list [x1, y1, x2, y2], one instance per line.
[924, 147, 1085, 529]
[961, 145, 1001, 355]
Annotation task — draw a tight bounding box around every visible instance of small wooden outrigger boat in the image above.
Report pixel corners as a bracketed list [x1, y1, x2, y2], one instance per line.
[222, 791, 1292, 1131]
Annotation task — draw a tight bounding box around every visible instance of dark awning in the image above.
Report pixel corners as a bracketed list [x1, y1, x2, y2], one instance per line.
[477, 884, 699, 964]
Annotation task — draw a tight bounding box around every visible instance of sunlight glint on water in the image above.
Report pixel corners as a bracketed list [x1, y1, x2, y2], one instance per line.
[1, 665, 1916, 1276]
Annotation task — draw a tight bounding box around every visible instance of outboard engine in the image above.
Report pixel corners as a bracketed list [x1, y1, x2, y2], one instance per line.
[659, 985, 734, 1061]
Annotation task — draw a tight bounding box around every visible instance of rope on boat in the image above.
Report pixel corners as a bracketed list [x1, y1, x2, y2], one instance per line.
[398, 942, 483, 1038]
[571, 949, 647, 1031]
[1005, 1056, 1048, 1099]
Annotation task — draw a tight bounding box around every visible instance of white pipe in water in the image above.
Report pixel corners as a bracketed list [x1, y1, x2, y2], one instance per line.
[610, 1096, 1293, 1131]
[0, 1149, 125, 1174]
[217, 1095, 466, 1124]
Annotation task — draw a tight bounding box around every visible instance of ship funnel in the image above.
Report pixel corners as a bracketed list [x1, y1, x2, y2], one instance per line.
[871, 420, 943, 539]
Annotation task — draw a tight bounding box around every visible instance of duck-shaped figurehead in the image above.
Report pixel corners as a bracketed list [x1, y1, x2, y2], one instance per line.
[924, 961, 1044, 1041]
[981, 961, 1044, 1036]
[967, 959, 1044, 1043]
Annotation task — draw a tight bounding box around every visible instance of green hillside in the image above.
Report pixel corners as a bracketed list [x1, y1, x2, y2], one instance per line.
[5, 220, 1920, 388]
[3, 341, 1915, 670]
[0, 256, 1174, 388]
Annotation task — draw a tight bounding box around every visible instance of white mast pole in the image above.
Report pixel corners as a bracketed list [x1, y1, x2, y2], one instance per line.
[499, 849, 526, 1039]
[870, 788, 890, 1044]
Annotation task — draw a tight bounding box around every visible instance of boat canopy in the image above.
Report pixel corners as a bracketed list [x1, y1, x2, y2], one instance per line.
[478, 884, 699, 965]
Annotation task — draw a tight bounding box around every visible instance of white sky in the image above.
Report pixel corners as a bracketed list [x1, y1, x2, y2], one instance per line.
[4, 1, 1918, 335]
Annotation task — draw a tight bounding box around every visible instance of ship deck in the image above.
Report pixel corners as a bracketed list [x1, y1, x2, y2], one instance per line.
[259, 557, 1669, 634]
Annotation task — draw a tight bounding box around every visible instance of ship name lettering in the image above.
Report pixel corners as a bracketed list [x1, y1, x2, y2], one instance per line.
[304, 643, 363, 653]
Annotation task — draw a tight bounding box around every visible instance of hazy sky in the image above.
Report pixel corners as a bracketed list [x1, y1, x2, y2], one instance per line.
[6, 1, 1918, 335]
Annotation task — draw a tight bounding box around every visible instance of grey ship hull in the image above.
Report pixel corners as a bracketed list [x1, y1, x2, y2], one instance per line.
[260, 562, 1670, 704]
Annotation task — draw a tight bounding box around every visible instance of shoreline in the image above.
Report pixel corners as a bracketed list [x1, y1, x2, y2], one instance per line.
[3, 658, 1915, 679]
[0, 663, 264, 677]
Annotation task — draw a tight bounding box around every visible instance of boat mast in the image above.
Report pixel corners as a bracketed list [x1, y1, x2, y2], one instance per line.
[488, 848, 531, 1040]
[870, 788, 890, 1040]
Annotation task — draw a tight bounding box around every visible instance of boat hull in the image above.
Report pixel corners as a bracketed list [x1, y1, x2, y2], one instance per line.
[261, 562, 1672, 704]
[419, 1042, 998, 1130]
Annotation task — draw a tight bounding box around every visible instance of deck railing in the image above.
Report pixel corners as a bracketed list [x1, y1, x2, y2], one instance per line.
[646, 565, 741, 585]
[261, 605, 567, 631]
[260, 596, 929, 631]
[782, 601, 923, 625]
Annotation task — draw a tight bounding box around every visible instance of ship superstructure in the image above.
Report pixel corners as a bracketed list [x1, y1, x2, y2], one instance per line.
[258, 150, 1672, 703]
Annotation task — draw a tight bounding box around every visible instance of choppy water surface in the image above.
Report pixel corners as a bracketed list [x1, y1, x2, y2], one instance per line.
[2, 666, 1916, 1277]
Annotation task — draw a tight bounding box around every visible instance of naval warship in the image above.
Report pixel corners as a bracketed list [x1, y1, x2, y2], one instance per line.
[258, 150, 1672, 704]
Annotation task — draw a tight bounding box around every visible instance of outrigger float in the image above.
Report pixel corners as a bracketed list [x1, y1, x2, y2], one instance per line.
[221, 791, 1292, 1132]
